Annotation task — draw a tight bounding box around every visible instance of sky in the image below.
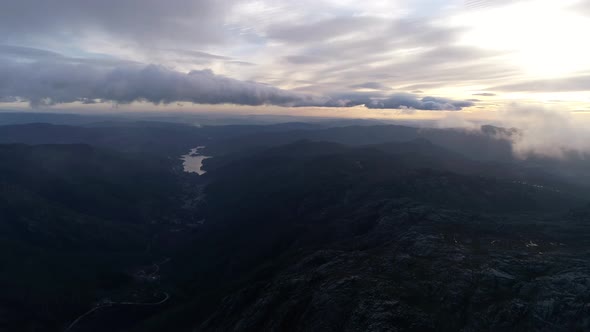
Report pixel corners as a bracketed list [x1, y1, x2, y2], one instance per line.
[1, 0, 590, 120]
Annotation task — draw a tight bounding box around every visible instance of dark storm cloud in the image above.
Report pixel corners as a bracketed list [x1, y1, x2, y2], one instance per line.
[0, 0, 233, 46]
[493, 75, 590, 92]
[0, 57, 315, 107]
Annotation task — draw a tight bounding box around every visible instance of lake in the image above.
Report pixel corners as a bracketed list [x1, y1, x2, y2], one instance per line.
[181, 146, 211, 175]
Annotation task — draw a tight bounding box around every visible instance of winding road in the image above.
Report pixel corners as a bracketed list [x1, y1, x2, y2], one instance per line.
[64, 258, 171, 332]
[64, 292, 170, 332]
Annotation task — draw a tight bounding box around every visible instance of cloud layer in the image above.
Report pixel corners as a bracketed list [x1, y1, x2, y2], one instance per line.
[0, 0, 233, 46]
[368, 94, 474, 110]
[0, 46, 476, 110]
[1, 0, 589, 112]
[0, 59, 312, 107]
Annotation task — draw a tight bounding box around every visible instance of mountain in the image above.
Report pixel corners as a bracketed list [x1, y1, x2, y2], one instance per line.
[0, 123, 207, 156]
[138, 139, 590, 332]
[203, 124, 516, 162]
[1, 121, 590, 331]
[0, 143, 195, 331]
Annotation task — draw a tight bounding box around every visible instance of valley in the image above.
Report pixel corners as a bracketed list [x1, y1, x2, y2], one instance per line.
[0, 119, 589, 331]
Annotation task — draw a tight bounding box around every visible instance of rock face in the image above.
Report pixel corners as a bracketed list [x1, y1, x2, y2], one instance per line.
[169, 141, 590, 332]
[194, 202, 590, 332]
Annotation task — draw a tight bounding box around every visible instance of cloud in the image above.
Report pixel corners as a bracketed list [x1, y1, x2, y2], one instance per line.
[463, 0, 518, 10]
[493, 75, 590, 92]
[281, 42, 517, 99]
[425, 103, 590, 161]
[4, 0, 578, 114]
[0, 0, 233, 47]
[0, 57, 319, 107]
[0, 45, 141, 67]
[0, 96, 19, 103]
[366, 93, 475, 111]
[495, 105, 590, 158]
[159, 49, 232, 61]
[435, 104, 590, 158]
[283, 55, 325, 65]
[321, 92, 475, 110]
[266, 16, 379, 43]
[0, 45, 480, 111]
[0, 1, 526, 106]
[0, 45, 64, 59]
[350, 82, 390, 90]
[573, 1, 590, 15]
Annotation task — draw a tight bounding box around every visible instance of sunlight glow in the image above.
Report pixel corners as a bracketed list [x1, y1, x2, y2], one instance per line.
[455, 0, 590, 78]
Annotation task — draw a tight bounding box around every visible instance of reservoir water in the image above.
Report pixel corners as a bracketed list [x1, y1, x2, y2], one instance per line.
[181, 146, 211, 175]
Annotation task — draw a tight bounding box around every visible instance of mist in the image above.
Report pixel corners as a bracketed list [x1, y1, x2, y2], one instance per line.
[434, 106, 590, 160]
[496, 107, 590, 159]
